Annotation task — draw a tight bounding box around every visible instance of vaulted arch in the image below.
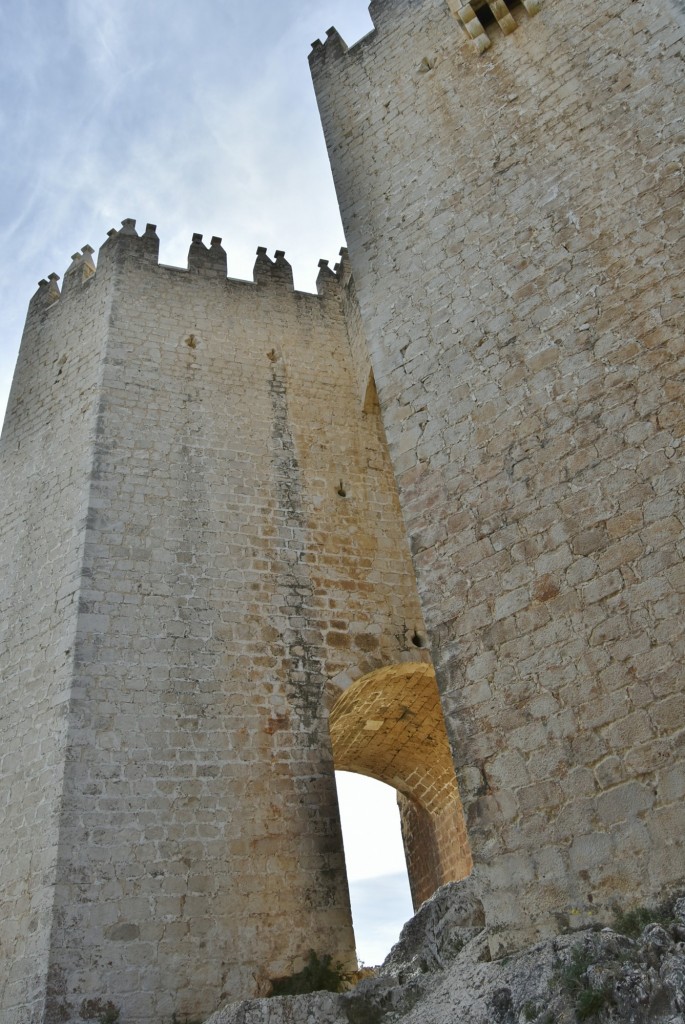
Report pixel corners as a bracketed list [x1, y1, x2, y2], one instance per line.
[330, 662, 472, 908]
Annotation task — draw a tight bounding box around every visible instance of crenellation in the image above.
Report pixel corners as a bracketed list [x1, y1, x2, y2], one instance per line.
[118, 216, 138, 236]
[272, 249, 294, 288]
[141, 222, 160, 261]
[309, 29, 352, 68]
[324, 26, 349, 54]
[315, 258, 338, 298]
[61, 247, 96, 294]
[26, 228, 351, 325]
[187, 232, 228, 277]
[334, 247, 351, 283]
[80, 243, 96, 273]
[29, 273, 61, 310]
[253, 244, 274, 284]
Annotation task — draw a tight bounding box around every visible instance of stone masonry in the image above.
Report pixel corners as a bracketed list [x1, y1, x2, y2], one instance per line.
[0, 225, 428, 1023]
[1, 0, 684, 1020]
[311, 0, 685, 955]
[329, 662, 472, 908]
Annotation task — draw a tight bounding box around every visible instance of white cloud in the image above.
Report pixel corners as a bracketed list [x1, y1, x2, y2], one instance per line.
[349, 873, 414, 967]
[335, 772, 410, 881]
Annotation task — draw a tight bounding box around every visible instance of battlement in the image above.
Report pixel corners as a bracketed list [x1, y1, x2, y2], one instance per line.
[309, 0, 403, 59]
[310, 0, 542, 65]
[310, 26, 351, 59]
[30, 219, 347, 309]
[309, 2, 448, 81]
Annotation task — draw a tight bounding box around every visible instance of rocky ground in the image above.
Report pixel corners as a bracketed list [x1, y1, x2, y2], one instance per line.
[205, 887, 685, 1024]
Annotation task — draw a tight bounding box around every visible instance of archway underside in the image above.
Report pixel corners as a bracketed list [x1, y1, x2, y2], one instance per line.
[330, 662, 472, 909]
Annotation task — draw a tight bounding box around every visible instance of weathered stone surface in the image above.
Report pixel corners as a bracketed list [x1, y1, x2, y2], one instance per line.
[206, 891, 685, 1024]
[0, 225, 428, 1023]
[379, 879, 485, 980]
[311, 0, 685, 949]
[2, 0, 684, 1018]
[206, 991, 350, 1024]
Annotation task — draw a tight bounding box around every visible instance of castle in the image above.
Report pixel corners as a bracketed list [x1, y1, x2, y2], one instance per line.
[1, 0, 683, 1022]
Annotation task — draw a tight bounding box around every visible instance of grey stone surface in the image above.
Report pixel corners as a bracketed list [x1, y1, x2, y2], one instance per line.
[379, 879, 486, 981]
[311, 0, 685, 950]
[206, 893, 685, 1024]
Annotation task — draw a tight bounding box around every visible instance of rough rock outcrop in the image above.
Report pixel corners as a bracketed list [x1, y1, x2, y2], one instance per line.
[205, 887, 685, 1024]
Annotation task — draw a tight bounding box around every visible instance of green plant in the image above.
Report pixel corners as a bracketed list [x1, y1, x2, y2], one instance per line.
[576, 988, 609, 1021]
[552, 945, 612, 1022]
[611, 903, 671, 938]
[522, 1000, 539, 1021]
[171, 1015, 204, 1024]
[344, 999, 384, 1024]
[558, 946, 595, 997]
[269, 950, 353, 996]
[79, 999, 120, 1024]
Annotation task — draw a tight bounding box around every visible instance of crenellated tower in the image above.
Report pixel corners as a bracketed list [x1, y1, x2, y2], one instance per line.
[0, 220, 437, 1023]
[310, 0, 685, 955]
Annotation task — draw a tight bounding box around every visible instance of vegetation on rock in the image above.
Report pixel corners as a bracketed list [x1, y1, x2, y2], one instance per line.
[269, 951, 354, 996]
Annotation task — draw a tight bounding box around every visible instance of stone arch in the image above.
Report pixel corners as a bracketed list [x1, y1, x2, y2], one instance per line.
[329, 662, 472, 909]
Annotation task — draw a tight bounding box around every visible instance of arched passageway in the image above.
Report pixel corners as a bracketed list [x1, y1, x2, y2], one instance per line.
[329, 662, 472, 909]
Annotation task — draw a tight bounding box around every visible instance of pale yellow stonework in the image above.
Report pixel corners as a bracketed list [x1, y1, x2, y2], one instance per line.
[330, 663, 472, 906]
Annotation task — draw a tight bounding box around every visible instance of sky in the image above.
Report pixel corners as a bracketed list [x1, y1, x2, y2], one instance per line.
[0, 0, 413, 967]
[0, 0, 378, 420]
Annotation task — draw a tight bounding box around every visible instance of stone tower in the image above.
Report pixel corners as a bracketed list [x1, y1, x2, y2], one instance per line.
[0, 225, 438, 1022]
[311, 0, 685, 955]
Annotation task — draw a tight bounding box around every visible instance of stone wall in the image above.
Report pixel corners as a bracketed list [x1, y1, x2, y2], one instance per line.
[311, 0, 685, 951]
[0, 223, 425, 1024]
[0, 259, 109, 1023]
